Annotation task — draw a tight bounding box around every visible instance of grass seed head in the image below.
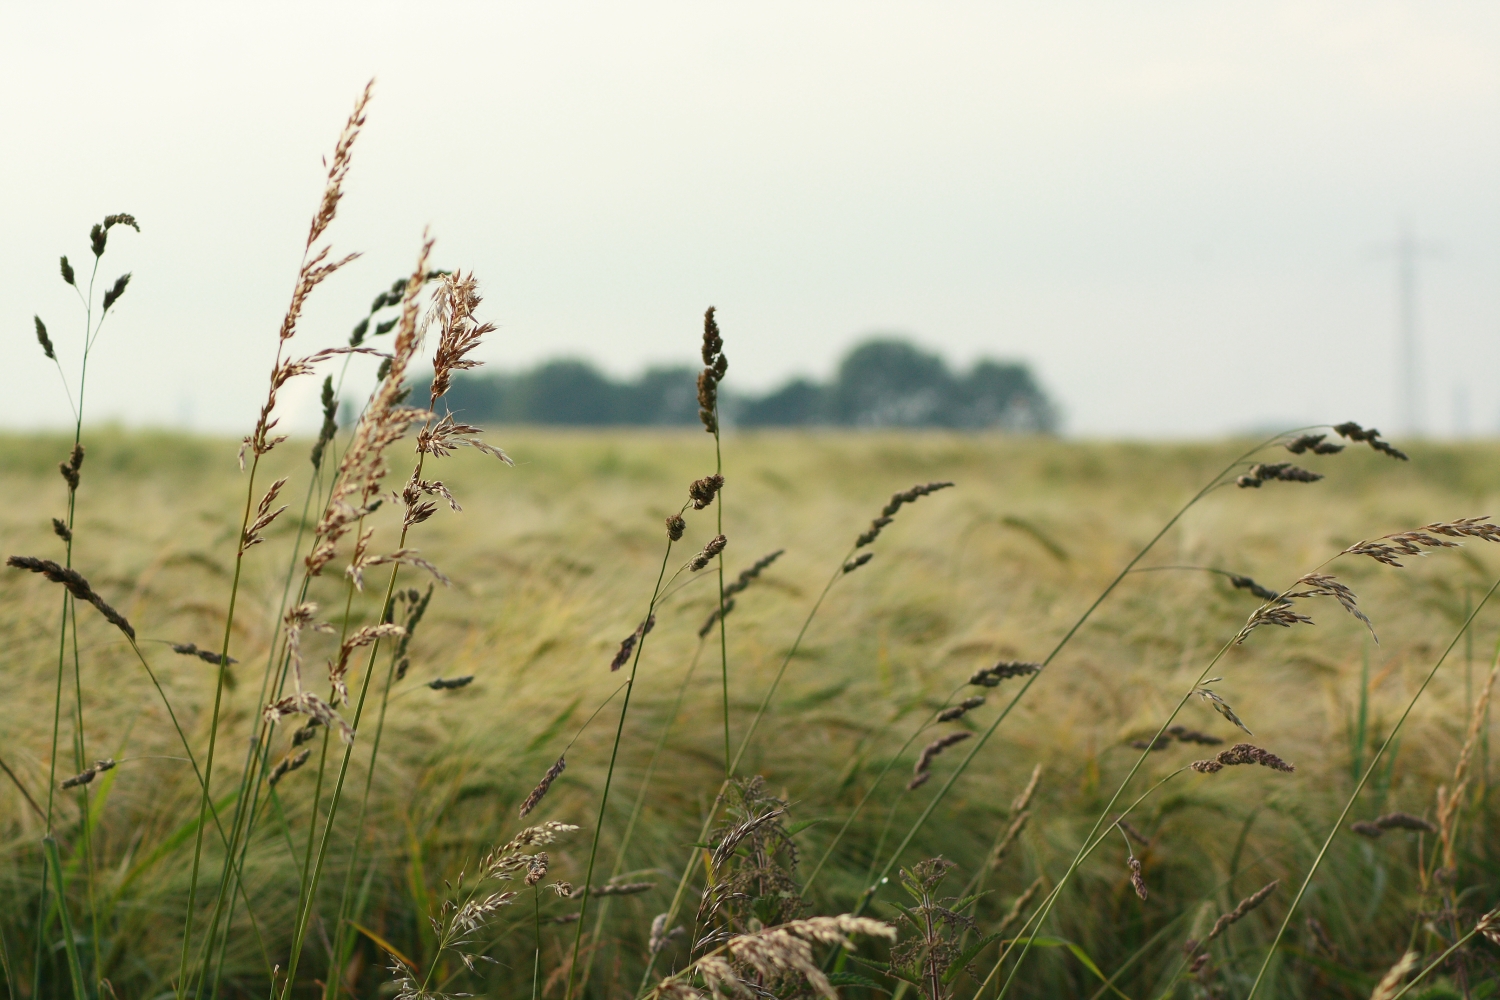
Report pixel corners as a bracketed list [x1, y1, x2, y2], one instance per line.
[519, 755, 566, 818]
[691, 534, 728, 572]
[1128, 857, 1147, 900]
[61, 759, 116, 789]
[7, 555, 133, 640]
[34, 316, 55, 361]
[842, 552, 873, 574]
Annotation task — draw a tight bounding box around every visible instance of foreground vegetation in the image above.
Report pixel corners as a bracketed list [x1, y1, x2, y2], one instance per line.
[4, 85, 1498, 1000]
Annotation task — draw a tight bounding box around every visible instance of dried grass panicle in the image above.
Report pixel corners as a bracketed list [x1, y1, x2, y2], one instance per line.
[697, 307, 727, 433]
[1228, 574, 1280, 601]
[1130, 735, 1173, 751]
[1191, 743, 1294, 774]
[426, 271, 494, 404]
[856, 480, 956, 547]
[1287, 572, 1375, 637]
[414, 413, 512, 465]
[1476, 907, 1500, 947]
[490, 821, 579, 861]
[842, 552, 873, 574]
[242, 476, 290, 550]
[1333, 420, 1409, 461]
[525, 853, 549, 887]
[519, 755, 566, 818]
[1127, 857, 1147, 900]
[698, 547, 785, 634]
[688, 474, 725, 510]
[305, 236, 433, 578]
[59, 444, 84, 492]
[1166, 725, 1223, 746]
[712, 915, 894, 1000]
[34, 317, 55, 361]
[610, 615, 656, 671]
[61, 759, 116, 789]
[1438, 656, 1499, 868]
[426, 675, 474, 690]
[938, 696, 986, 722]
[264, 691, 354, 744]
[699, 599, 735, 638]
[347, 545, 450, 592]
[328, 622, 406, 704]
[1235, 600, 1314, 644]
[268, 748, 311, 788]
[1343, 517, 1500, 568]
[51, 518, 71, 542]
[691, 535, 728, 572]
[170, 642, 238, 667]
[7, 556, 134, 640]
[909, 732, 972, 789]
[666, 514, 686, 541]
[1205, 880, 1278, 943]
[1369, 951, 1420, 1000]
[969, 660, 1042, 687]
[1283, 433, 1344, 455]
[1235, 462, 1323, 488]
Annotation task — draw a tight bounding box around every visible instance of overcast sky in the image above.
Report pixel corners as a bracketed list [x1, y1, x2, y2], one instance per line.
[5, 2, 1499, 438]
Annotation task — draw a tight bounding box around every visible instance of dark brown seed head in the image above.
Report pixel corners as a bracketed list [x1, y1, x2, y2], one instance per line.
[1351, 820, 1383, 838]
[699, 598, 735, 638]
[268, 748, 312, 787]
[969, 661, 1042, 687]
[688, 474, 725, 510]
[51, 518, 71, 543]
[1205, 880, 1279, 943]
[34, 316, 55, 361]
[937, 696, 986, 722]
[1374, 811, 1437, 834]
[909, 731, 972, 788]
[1130, 735, 1172, 751]
[59, 256, 75, 286]
[292, 719, 322, 746]
[1333, 421, 1408, 460]
[665, 514, 686, 541]
[610, 632, 638, 671]
[7, 555, 133, 640]
[170, 642, 238, 667]
[690, 534, 728, 572]
[1227, 575, 1280, 601]
[102, 273, 131, 312]
[842, 552, 874, 574]
[427, 675, 475, 690]
[61, 758, 116, 789]
[1128, 857, 1147, 900]
[723, 549, 785, 598]
[519, 755, 566, 818]
[1284, 433, 1342, 455]
[701, 306, 723, 366]
[1192, 743, 1294, 774]
[1166, 725, 1223, 746]
[526, 853, 549, 886]
[90, 223, 106, 257]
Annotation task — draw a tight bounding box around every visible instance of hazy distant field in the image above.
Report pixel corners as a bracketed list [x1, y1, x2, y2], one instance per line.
[2, 429, 1497, 997]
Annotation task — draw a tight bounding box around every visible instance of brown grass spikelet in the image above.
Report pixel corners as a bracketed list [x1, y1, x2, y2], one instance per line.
[1343, 517, 1500, 568]
[938, 696, 985, 722]
[688, 474, 725, 510]
[666, 514, 686, 541]
[1235, 601, 1314, 644]
[242, 476, 289, 550]
[610, 615, 656, 671]
[1127, 857, 1147, 900]
[1167, 725, 1223, 746]
[264, 691, 353, 744]
[51, 518, 71, 542]
[426, 271, 494, 404]
[909, 732, 972, 789]
[59, 256, 75, 286]
[1205, 880, 1278, 943]
[699, 599, 734, 638]
[691, 535, 728, 572]
[268, 748, 311, 788]
[856, 481, 956, 547]
[414, 414, 513, 465]
[1235, 462, 1323, 488]
[101, 273, 131, 312]
[519, 755, 566, 818]
[712, 915, 894, 1000]
[970, 660, 1042, 686]
[59, 444, 84, 492]
[525, 853, 549, 887]
[697, 307, 727, 433]
[170, 642, 237, 667]
[1289, 572, 1376, 638]
[1117, 818, 1151, 847]
[7, 556, 134, 640]
[1371, 811, 1438, 834]
[426, 675, 474, 690]
[842, 552, 873, 574]
[1191, 743, 1294, 774]
[1227, 574, 1280, 601]
[34, 316, 55, 360]
[1130, 735, 1173, 751]
[1283, 432, 1344, 455]
[328, 622, 406, 704]
[1368, 951, 1420, 1000]
[1351, 820, 1384, 838]
[61, 759, 116, 789]
[1333, 420, 1409, 460]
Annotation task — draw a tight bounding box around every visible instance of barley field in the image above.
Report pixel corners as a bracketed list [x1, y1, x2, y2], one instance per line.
[2, 426, 1497, 999]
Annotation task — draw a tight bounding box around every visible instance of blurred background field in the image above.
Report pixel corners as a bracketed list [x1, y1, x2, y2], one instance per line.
[2, 428, 1498, 998]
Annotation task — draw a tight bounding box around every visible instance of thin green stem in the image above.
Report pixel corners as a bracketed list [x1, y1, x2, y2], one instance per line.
[714, 429, 729, 778]
[1245, 571, 1500, 999]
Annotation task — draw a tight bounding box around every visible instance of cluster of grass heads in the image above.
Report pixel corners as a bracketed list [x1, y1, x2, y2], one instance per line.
[3, 85, 1499, 1000]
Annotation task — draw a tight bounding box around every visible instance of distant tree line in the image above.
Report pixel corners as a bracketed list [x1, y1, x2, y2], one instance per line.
[418, 337, 1058, 432]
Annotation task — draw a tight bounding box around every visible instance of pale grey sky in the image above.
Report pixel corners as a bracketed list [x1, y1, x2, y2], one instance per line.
[5, 2, 1500, 437]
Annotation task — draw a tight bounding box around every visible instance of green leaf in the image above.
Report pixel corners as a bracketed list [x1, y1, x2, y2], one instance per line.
[786, 817, 829, 837]
[829, 971, 889, 992]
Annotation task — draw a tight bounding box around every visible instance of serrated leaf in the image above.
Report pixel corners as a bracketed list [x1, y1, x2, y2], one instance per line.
[943, 931, 1005, 984]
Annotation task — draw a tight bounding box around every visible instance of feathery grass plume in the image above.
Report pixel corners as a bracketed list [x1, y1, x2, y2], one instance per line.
[1235, 462, 1323, 488]
[1227, 574, 1280, 601]
[1190, 743, 1294, 774]
[1235, 599, 1314, 643]
[267, 748, 311, 788]
[1333, 420, 1409, 461]
[1127, 857, 1147, 900]
[1343, 517, 1500, 568]
[101, 273, 131, 312]
[347, 546, 451, 591]
[1166, 725, 1223, 746]
[662, 915, 893, 1000]
[1368, 951, 1420, 1000]
[610, 615, 657, 671]
[34, 316, 55, 360]
[1288, 572, 1375, 637]
[59, 256, 75, 286]
[328, 622, 406, 704]
[51, 518, 71, 542]
[519, 756, 566, 818]
[305, 237, 434, 578]
[696, 307, 727, 433]
[7, 556, 134, 640]
[61, 759, 116, 789]
[855, 481, 955, 547]
[969, 660, 1042, 687]
[688, 473, 725, 510]
[937, 696, 985, 722]
[1205, 880, 1278, 944]
[263, 691, 354, 744]
[909, 732, 972, 789]
[310, 376, 338, 470]
[242, 476, 289, 550]
[666, 514, 686, 541]
[426, 675, 474, 690]
[426, 271, 493, 403]
[691, 534, 728, 572]
[842, 552, 873, 573]
[1283, 432, 1343, 455]
[59, 443, 84, 491]
[170, 643, 238, 667]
